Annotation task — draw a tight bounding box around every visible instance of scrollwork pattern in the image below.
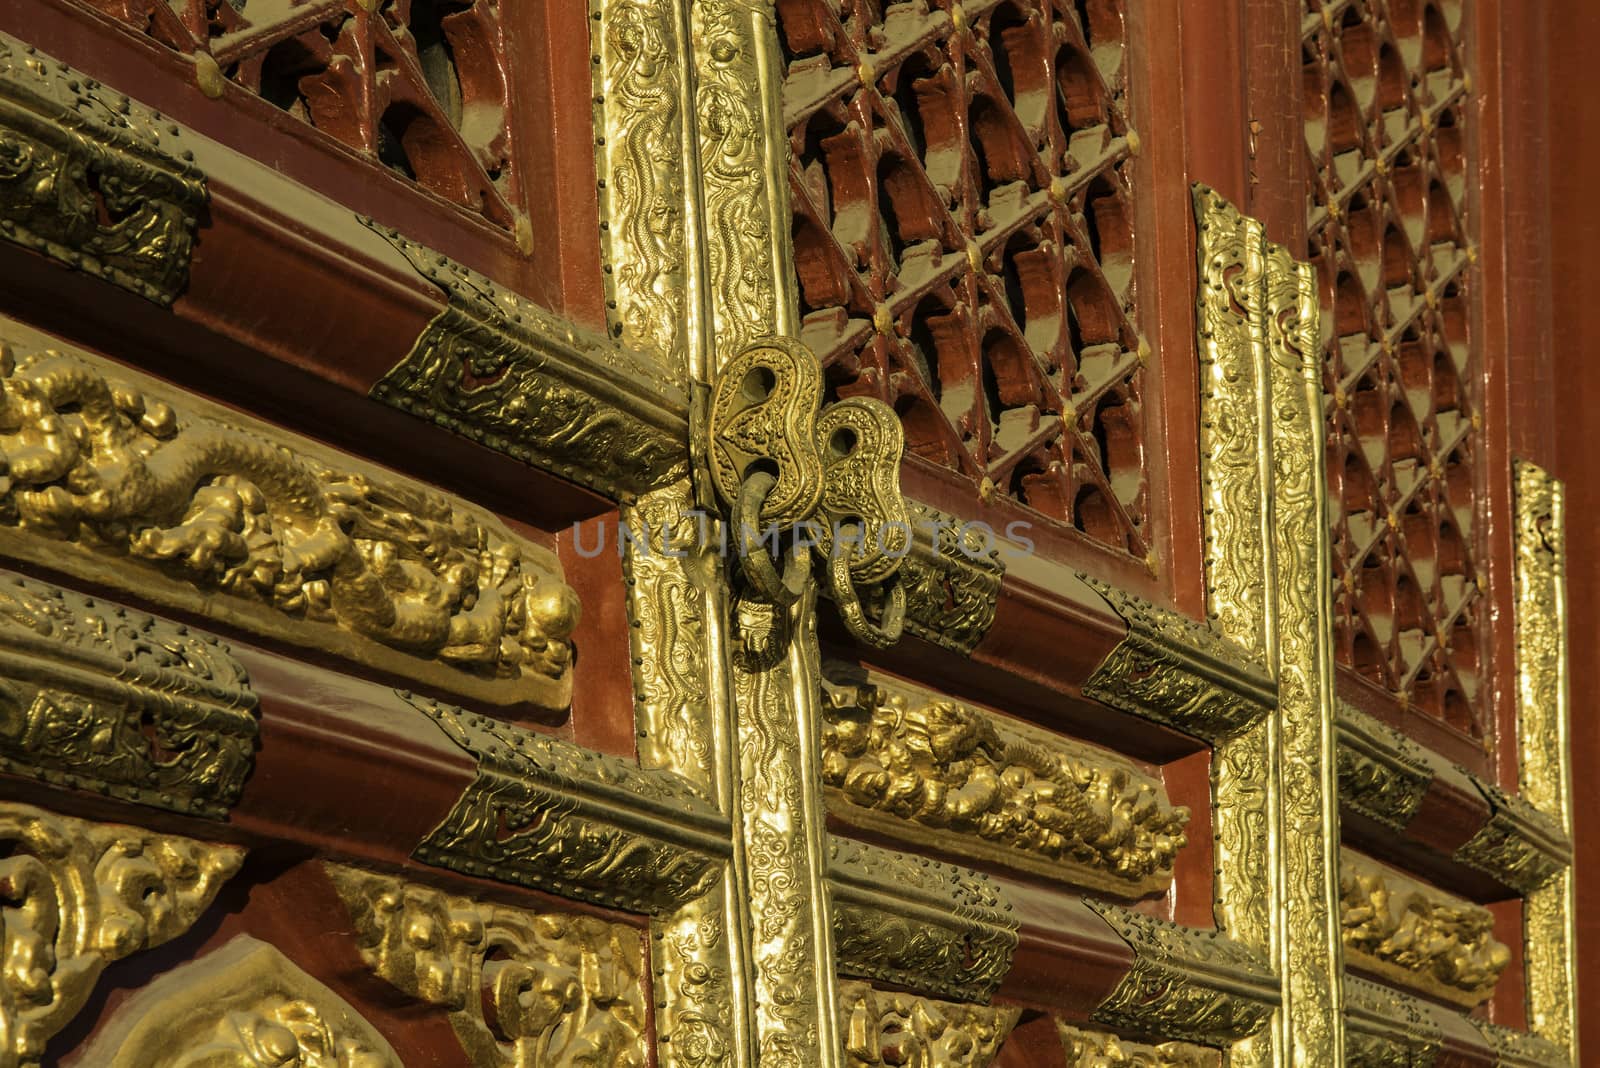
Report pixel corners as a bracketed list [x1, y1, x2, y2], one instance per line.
[1086, 901, 1276, 1048]
[330, 865, 648, 1067]
[898, 503, 1003, 654]
[0, 570, 257, 818]
[594, 0, 690, 366]
[829, 837, 1018, 1004]
[0, 801, 244, 1067]
[838, 981, 1019, 1068]
[364, 221, 689, 500]
[1058, 1024, 1217, 1068]
[1335, 703, 1433, 832]
[74, 935, 403, 1068]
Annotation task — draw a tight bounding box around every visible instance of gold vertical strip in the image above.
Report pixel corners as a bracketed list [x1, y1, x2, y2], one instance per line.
[623, 487, 749, 1068]
[1194, 186, 1280, 1068]
[593, 0, 695, 370]
[691, 1, 840, 1063]
[1194, 185, 1343, 1067]
[1262, 242, 1344, 1065]
[1514, 460, 1578, 1060]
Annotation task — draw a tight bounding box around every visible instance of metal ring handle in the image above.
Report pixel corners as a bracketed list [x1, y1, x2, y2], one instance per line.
[733, 470, 809, 607]
[828, 544, 906, 649]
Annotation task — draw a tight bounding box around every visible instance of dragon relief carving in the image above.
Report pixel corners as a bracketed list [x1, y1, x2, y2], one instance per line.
[0, 328, 579, 709]
[822, 670, 1188, 896]
[1340, 851, 1509, 1007]
[0, 801, 244, 1067]
[329, 865, 647, 1068]
[838, 981, 1019, 1068]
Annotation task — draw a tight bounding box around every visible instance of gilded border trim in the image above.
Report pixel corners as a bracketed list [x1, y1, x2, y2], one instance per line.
[1513, 458, 1578, 1060]
[1335, 702, 1434, 832]
[363, 220, 689, 499]
[0, 32, 206, 304]
[1080, 574, 1273, 744]
[1342, 976, 1442, 1068]
[828, 837, 1019, 1004]
[898, 502, 1004, 654]
[0, 571, 257, 819]
[405, 691, 726, 913]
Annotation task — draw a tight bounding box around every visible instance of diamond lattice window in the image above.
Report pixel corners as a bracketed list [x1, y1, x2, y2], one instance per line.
[1304, 0, 1481, 736]
[81, 0, 520, 230]
[779, 0, 1148, 556]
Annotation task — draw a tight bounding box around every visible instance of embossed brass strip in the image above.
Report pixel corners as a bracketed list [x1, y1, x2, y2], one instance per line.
[330, 864, 648, 1066]
[362, 221, 689, 500]
[1451, 780, 1569, 895]
[1080, 574, 1274, 744]
[0, 32, 206, 305]
[0, 318, 579, 711]
[0, 570, 256, 819]
[821, 667, 1189, 897]
[405, 691, 727, 913]
[898, 502, 1004, 654]
[1193, 185, 1344, 1066]
[0, 800, 244, 1067]
[1335, 703, 1434, 833]
[1085, 901, 1277, 1048]
[828, 837, 1019, 1004]
[1512, 459, 1578, 1061]
[1475, 1021, 1571, 1068]
[1339, 850, 1508, 1008]
[1342, 976, 1443, 1068]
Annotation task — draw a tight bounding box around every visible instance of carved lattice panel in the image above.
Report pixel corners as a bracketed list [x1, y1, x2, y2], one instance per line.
[1304, 0, 1482, 736]
[779, 0, 1149, 556]
[79, 0, 519, 229]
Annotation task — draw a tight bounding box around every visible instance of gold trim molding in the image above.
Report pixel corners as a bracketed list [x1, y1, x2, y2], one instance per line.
[404, 691, 725, 914]
[0, 570, 257, 818]
[1335, 703, 1433, 833]
[1339, 850, 1508, 1008]
[0, 318, 579, 711]
[0, 32, 205, 304]
[75, 935, 403, 1068]
[330, 864, 648, 1066]
[828, 837, 1018, 1004]
[821, 666, 1189, 896]
[363, 220, 690, 500]
[1475, 1021, 1571, 1068]
[1080, 574, 1273, 744]
[1086, 901, 1277, 1047]
[899, 502, 1004, 655]
[1451, 779, 1569, 895]
[0, 800, 244, 1067]
[840, 981, 1019, 1068]
[1342, 976, 1442, 1068]
[1059, 1023, 1219, 1067]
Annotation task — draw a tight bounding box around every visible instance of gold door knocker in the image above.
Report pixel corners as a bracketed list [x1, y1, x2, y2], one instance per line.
[707, 338, 910, 650]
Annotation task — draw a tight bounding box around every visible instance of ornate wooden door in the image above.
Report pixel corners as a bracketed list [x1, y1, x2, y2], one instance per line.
[0, 0, 1583, 1065]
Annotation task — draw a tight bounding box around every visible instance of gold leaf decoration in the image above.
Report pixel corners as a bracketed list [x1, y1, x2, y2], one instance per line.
[822, 668, 1188, 896]
[0, 320, 578, 710]
[838, 981, 1019, 1068]
[1339, 851, 1508, 1007]
[329, 864, 647, 1067]
[0, 801, 244, 1067]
